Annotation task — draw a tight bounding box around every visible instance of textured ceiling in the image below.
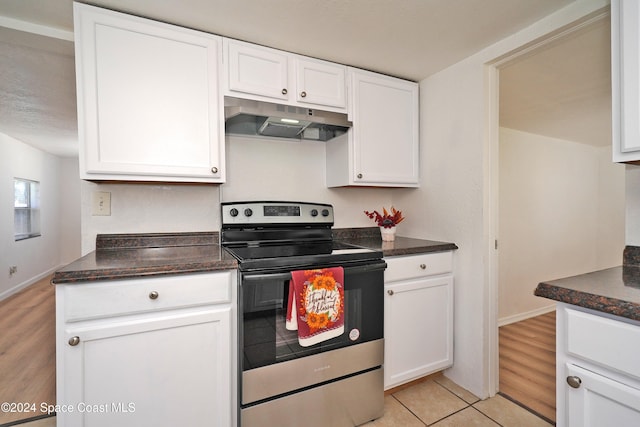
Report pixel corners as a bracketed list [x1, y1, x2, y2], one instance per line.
[500, 16, 611, 147]
[0, 0, 612, 157]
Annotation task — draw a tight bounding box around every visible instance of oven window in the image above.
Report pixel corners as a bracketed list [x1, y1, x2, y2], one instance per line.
[241, 267, 384, 371]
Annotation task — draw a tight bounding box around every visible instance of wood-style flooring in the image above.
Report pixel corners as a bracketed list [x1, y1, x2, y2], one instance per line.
[499, 310, 556, 423]
[0, 276, 56, 425]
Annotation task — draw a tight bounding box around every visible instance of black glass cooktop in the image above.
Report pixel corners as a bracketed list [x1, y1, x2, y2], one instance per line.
[223, 240, 381, 272]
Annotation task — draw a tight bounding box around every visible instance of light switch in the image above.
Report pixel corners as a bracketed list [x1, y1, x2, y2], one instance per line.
[92, 191, 111, 216]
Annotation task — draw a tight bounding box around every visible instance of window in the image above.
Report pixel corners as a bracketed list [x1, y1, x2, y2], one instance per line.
[14, 178, 41, 241]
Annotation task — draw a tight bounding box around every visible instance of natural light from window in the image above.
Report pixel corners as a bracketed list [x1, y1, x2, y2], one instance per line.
[14, 178, 41, 241]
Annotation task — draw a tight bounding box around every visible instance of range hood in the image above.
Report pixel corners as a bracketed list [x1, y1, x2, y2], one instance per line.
[224, 97, 351, 141]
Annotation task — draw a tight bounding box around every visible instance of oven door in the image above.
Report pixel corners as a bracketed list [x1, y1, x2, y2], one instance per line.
[239, 260, 386, 406]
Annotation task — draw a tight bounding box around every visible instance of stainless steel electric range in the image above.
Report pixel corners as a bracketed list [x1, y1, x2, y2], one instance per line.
[221, 201, 386, 427]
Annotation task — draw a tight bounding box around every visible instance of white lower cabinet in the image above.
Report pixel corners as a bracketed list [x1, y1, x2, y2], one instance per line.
[56, 272, 236, 427]
[383, 252, 454, 389]
[557, 303, 640, 426]
[565, 364, 640, 426]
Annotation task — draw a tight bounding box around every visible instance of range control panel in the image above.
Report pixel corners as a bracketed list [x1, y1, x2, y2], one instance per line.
[221, 201, 334, 226]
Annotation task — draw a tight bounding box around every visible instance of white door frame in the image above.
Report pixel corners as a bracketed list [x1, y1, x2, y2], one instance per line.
[483, 8, 611, 396]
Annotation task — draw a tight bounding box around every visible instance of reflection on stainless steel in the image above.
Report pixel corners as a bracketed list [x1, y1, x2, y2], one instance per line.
[243, 339, 383, 404]
[242, 368, 384, 427]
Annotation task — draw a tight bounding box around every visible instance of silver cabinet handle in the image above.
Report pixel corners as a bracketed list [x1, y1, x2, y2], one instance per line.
[149, 291, 159, 300]
[387, 290, 394, 296]
[282, 88, 288, 95]
[566, 376, 582, 389]
[420, 264, 426, 270]
[300, 91, 307, 98]
[68, 336, 80, 346]
[357, 173, 363, 179]
[211, 166, 218, 174]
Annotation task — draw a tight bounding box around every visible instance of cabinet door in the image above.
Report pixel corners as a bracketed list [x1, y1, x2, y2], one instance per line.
[613, 0, 640, 163]
[565, 364, 640, 426]
[225, 39, 289, 101]
[74, 3, 224, 182]
[295, 57, 347, 109]
[349, 69, 419, 186]
[384, 275, 453, 389]
[59, 307, 231, 427]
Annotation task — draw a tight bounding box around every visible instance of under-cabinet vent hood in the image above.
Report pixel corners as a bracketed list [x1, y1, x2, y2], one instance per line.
[224, 97, 351, 141]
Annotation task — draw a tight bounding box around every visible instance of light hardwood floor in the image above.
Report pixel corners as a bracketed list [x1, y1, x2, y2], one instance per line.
[0, 276, 56, 425]
[499, 310, 556, 423]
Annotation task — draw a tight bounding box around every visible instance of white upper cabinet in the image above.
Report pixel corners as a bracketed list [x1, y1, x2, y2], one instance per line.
[74, 3, 225, 182]
[295, 57, 347, 108]
[223, 38, 347, 111]
[326, 68, 419, 187]
[612, 0, 640, 163]
[224, 39, 289, 102]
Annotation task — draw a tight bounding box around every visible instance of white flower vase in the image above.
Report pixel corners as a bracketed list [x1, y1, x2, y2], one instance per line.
[380, 226, 396, 242]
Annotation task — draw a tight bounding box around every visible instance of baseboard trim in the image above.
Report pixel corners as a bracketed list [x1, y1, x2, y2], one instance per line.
[0, 266, 61, 302]
[498, 305, 556, 327]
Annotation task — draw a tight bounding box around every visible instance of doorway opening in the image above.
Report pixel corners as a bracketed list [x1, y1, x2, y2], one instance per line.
[488, 9, 624, 423]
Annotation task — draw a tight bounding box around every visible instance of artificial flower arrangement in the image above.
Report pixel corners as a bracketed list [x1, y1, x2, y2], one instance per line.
[364, 206, 405, 228]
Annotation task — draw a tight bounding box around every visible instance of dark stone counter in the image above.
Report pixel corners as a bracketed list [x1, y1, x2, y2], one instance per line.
[52, 232, 237, 284]
[535, 266, 640, 321]
[334, 227, 458, 257]
[52, 228, 457, 284]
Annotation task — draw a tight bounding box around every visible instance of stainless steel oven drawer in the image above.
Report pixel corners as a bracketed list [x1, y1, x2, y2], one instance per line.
[241, 366, 384, 427]
[243, 338, 384, 404]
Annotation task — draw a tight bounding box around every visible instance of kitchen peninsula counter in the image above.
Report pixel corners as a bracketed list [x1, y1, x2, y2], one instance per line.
[535, 266, 640, 322]
[51, 232, 237, 284]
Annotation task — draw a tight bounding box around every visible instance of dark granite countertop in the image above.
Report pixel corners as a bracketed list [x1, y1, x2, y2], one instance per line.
[334, 227, 458, 257]
[52, 232, 237, 284]
[535, 266, 640, 321]
[52, 228, 457, 284]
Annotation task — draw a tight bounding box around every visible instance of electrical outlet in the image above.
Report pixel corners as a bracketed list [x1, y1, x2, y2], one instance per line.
[9, 266, 17, 276]
[92, 191, 111, 216]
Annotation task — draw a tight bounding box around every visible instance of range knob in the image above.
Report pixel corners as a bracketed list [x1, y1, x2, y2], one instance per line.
[244, 208, 253, 217]
[321, 209, 330, 217]
[229, 208, 239, 217]
[310, 209, 319, 217]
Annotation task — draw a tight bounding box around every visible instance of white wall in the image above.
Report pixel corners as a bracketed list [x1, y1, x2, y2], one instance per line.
[625, 165, 640, 245]
[498, 128, 624, 324]
[80, 134, 399, 253]
[395, 0, 609, 398]
[0, 133, 81, 299]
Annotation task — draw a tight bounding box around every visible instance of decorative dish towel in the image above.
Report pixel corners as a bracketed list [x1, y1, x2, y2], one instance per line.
[286, 267, 345, 347]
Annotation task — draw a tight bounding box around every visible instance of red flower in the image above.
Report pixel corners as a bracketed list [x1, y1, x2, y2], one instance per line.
[364, 207, 405, 228]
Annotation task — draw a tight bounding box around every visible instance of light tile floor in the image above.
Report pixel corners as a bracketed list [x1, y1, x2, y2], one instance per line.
[13, 376, 552, 427]
[365, 375, 553, 427]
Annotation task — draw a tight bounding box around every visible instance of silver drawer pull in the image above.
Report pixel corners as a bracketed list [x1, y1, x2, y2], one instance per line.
[566, 376, 582, 389]
[149, 291, 159, 300]
[420, 264, 426, 270]
[68, 336, 80, 346]
[387, 290, 394, 296]
[211, 166, 219, 174]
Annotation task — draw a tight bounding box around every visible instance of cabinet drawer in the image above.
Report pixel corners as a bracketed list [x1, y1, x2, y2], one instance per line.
[384, 252, 453, 282]
[566, 308, 640, 380]
[62, 271, 233, 322]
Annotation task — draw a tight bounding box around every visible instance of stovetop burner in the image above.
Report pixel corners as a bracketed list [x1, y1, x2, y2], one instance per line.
[220, 201, 382, 271]
[224, 240, 379, 271]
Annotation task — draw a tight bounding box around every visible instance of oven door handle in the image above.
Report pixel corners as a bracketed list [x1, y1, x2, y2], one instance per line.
[241, 260, 387, 282]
